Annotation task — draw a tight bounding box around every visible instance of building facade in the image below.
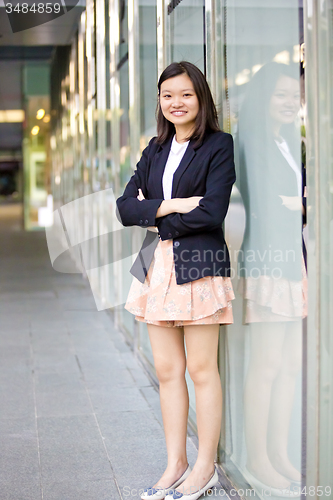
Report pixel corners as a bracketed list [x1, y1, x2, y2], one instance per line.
[49, 1, 333, 497]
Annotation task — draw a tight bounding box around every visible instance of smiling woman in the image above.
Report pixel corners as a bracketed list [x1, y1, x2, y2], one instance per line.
[116, 61, 236, 500]
[269, 75, 301, 135]
[159, 73, 199, 143]
[155, 61, 221, 148]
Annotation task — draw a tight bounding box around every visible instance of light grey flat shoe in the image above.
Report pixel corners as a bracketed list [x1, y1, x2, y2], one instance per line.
[141, 465, 192, 500]
[165, 467, 219, 500]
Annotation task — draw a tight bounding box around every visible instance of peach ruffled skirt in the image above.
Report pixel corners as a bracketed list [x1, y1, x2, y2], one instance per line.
[125, 238, 235, 327]
[238, 256, 308, 323]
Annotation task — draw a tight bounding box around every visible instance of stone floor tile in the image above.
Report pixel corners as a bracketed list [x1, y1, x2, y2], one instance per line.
[96, 410, 164, 441]
[0, 204, 222, 500]
[0, 479, 42, 500]
[88, 385, 151, 414]
[42, 479, 121, 500]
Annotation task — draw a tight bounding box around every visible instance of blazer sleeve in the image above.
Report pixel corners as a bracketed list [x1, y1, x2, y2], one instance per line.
[157, 133, 236, 240]
[116, 137, 164, 228]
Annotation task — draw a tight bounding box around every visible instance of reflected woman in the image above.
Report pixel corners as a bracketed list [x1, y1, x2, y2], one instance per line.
[236, 62, 307, 492]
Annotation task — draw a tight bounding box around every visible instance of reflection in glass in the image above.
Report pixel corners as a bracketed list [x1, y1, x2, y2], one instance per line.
[236, 62, 307, 492]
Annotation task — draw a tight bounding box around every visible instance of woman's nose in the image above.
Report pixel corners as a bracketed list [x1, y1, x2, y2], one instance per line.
[171, 97, 183, 107]
[285, 96, 295, 108]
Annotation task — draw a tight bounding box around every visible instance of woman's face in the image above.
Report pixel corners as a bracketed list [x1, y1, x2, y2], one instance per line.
[269, 75, 300, 125]
[159, 73, 199, 133]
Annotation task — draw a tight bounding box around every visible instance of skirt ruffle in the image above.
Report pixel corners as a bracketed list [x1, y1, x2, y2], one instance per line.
[238, 255, 308, 323]
[125, 238, 235, 327]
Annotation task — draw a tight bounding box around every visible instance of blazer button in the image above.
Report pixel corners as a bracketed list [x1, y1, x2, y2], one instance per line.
[144, 219, 149, 224]
[174, 241, 180, 247]
[168, 232, 172, 238]
[139, 219, 143, 225]
[175, 231, 179, 236]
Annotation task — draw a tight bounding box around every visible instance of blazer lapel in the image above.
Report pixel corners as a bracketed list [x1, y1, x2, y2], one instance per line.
[150, 136, 198, 199]
[149, 136, 173, 199]
[171, 142, 196, 198]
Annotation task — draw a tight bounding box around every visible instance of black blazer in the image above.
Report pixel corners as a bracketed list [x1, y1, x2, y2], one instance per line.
[116, 131, 236, 285]
[236, 135, 305, 281]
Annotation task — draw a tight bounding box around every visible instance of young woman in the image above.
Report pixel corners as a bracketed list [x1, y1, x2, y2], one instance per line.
[116, 61, 236, 500]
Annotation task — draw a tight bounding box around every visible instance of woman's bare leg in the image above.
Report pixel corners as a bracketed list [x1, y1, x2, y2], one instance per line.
[172, 324, 221, 495]
[147, 323, 189, 489]
[267, 320, 302, 481]
[244, 322, 291, 488]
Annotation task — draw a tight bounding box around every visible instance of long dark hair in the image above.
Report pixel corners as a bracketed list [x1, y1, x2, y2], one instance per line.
[238, 62, 300, 156]
[156, 61, 220, 147]
[235, 62, 303, 281]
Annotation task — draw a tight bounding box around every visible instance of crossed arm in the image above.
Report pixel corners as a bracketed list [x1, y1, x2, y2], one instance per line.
[115, 138, 200, 228]
[136, 188, 203, 231]
[116, 133, 236, 238]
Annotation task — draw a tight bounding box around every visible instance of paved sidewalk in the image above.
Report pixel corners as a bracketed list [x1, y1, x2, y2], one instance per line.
[0, 203, 230, 500]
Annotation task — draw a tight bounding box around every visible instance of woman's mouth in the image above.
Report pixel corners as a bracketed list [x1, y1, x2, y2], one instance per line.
[171, 111, 187, 116]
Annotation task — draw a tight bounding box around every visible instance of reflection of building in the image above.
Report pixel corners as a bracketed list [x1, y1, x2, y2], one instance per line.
[1, 0, 331, 496]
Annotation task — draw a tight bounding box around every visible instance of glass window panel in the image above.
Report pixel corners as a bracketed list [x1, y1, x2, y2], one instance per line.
[118, 0, 130, 188]
[116, 0, 134, 338]
[105, 0, 112, 172]
[136, 0, 158, 361]
[167, 0, 205, 71]
[139, 0, 158, 144]
[119, 62, 130, 188]
[317, 2, 333, 487]
[305, 0, 333, 490]
[219, 1, 305, 494]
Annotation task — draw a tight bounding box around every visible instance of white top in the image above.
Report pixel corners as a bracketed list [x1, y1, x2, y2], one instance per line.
[275, 138, 302, 197]
[162, 135, 190, 200]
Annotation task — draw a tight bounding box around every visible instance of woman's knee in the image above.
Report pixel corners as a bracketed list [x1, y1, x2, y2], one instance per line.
[155, 355, 186, 384]
[248, 351, 283, 383]
[147, 324, 186, 383]
[187, 358, 219, 385]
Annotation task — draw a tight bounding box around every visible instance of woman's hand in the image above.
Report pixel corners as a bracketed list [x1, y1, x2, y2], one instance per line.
[174, 196, 203, 214]
[138, 188, 203, 218]
[137, 188, 145, 201]
[137, 189, 158, 232]
[279, 195, 303, 211]
[155, 196, 203, 217]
